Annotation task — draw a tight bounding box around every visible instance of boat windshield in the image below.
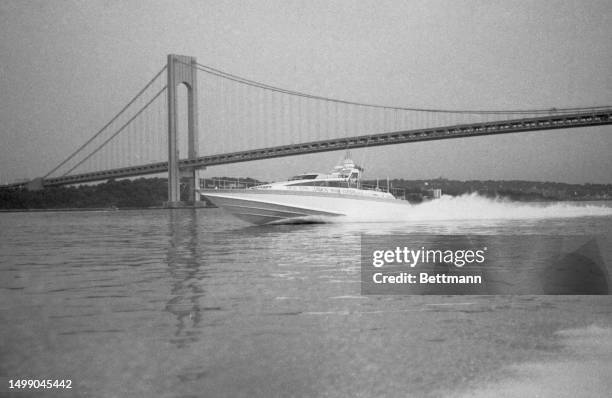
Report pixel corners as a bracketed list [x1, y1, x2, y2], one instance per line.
[289, 174, 319, 181]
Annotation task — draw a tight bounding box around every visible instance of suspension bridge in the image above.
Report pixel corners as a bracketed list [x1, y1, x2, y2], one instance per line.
[3, 54, 611, 206]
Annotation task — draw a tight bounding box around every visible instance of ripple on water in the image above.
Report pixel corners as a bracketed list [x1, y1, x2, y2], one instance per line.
[0, 208, 610, 397]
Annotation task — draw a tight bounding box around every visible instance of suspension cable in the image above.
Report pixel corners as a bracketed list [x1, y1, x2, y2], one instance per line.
[181, 60, 610, 115]
[61, 86, 167, 177]
[44, 65, 167, 178]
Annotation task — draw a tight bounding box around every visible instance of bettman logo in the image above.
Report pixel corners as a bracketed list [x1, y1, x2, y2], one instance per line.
[372, 247, 487, 268]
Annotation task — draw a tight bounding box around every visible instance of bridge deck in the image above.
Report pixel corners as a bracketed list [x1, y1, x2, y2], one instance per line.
[5, 108, 611, 188]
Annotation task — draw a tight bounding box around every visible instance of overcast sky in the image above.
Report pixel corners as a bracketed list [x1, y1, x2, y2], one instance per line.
[1, 0, 610, 184]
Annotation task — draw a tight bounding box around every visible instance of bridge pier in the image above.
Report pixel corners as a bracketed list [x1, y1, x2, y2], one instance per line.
[165, 54, 200, 208]
[182, 167, 201, 202]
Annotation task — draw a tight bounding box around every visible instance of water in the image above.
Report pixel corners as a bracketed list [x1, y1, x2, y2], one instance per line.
[1, 197, 611, 397]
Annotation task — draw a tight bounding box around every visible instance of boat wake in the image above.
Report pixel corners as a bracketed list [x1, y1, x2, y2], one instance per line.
[342, 193, 612, 223]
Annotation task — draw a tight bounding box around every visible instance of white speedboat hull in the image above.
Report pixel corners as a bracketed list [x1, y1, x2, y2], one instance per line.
[202, 189, 408, 225]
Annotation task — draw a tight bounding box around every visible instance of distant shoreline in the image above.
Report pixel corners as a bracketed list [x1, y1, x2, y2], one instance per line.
[2, 177, 610, 211]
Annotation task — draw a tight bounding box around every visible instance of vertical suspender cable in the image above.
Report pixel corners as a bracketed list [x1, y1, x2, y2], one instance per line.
[43, 66, 166, 178]
[61, 86, 167, 177]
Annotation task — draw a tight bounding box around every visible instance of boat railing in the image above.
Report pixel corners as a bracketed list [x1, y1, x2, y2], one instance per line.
[199, 178, 264, 190]
[359, 182, 406, 199]
[199, 177, 406, 198]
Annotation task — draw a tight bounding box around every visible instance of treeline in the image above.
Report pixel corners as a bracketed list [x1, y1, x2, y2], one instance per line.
[365, 178, 612, 202]
[0, 178, 169, 209]
[1, 177, 611, 210]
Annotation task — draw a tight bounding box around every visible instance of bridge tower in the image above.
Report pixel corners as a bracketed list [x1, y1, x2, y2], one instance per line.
[166, 54, 200, 207]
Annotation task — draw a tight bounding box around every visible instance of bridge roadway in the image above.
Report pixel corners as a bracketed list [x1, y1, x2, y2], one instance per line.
[8, 108, 612, 188]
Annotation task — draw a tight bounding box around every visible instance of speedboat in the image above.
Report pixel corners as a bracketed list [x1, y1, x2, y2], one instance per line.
[201, 155, 411, 225]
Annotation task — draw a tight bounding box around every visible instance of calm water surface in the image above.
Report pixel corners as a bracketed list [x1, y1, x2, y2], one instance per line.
[1, 205, 611, 397]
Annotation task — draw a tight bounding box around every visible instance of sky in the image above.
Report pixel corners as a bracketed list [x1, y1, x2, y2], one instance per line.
[0, 0, 611, 184]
